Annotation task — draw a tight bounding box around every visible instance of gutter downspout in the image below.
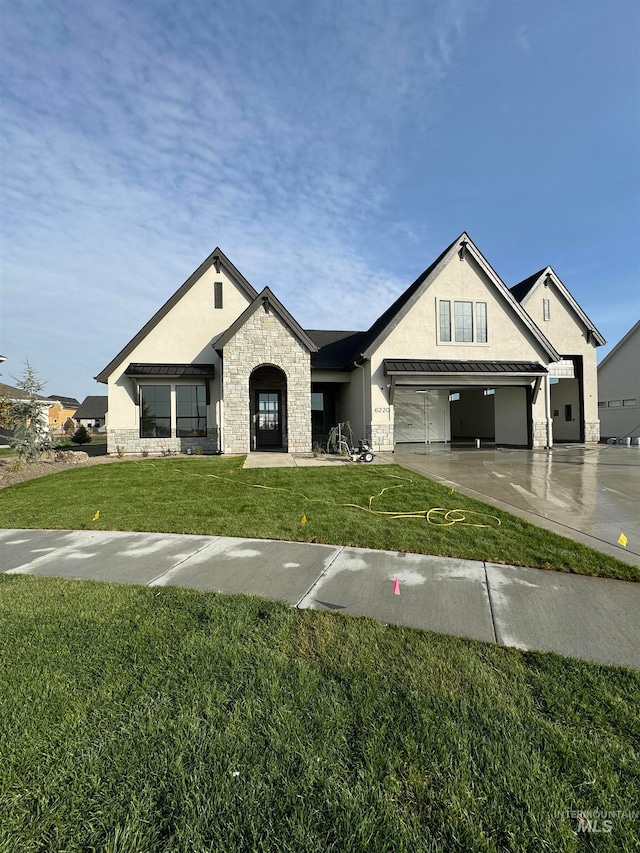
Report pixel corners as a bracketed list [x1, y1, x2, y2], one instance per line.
[218, 353, 224, 454]
[544, 373, 553, 449]
[354, 356, 367, 443]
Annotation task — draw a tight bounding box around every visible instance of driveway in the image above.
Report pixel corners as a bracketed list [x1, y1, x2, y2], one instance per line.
[390, 444, 640, 565]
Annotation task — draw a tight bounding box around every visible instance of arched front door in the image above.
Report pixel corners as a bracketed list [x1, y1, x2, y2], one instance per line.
[249, 365, 287, 450]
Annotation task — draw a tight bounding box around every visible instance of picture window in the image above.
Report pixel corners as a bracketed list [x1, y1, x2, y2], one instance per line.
[140, 386, 171, 437]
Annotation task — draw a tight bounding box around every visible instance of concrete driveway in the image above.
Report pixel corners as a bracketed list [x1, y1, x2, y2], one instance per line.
[390, 444, 640, 565]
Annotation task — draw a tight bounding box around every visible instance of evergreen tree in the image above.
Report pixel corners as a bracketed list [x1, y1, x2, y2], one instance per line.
[9, 361, 54, 462]
[71, 425, 92, 446]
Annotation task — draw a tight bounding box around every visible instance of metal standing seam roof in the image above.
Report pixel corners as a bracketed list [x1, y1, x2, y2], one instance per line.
[383, 359, 547, 374]
[124, 363, 215, 377]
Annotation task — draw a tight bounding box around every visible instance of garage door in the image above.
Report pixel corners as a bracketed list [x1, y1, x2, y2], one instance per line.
[394, 389, 450, 443]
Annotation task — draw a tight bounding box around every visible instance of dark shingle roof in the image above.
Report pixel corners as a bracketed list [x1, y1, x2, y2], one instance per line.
[509, 269, 547, 303]
[74, 396, 108, 419]
[307, 330, 367, 370]
[47, 395, 81, 408]
[0, 382, 51, 402]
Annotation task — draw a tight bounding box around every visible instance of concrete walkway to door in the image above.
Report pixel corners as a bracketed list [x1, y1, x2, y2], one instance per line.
[243, 452, 393, 468]
[392, 443, 640, 566]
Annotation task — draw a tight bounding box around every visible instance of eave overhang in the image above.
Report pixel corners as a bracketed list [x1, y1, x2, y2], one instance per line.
[124, 363, 215, 405]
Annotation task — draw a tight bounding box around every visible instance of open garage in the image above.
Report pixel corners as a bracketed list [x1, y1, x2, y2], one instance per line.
[387, 360, 547, 449]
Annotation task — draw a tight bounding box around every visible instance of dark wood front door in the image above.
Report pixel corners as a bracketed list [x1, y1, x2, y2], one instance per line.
[256, 391, 282, 448]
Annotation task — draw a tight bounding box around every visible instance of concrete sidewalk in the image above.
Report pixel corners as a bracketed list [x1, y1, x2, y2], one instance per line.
[2, 528, 638, 670]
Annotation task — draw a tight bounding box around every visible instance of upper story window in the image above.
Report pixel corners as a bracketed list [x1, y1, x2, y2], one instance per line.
[439, 300, 452, 342]
[214, 281, 223, 309]
[476, 302, 488, 343]
[454, 301, 473, 342]
[439, 299, 488, 343]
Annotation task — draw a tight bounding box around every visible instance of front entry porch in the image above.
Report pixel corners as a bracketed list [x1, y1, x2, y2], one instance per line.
[250, 365, 288, 451]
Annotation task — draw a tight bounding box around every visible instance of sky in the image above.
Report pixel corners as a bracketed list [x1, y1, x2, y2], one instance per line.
[1, 0, 639, 402]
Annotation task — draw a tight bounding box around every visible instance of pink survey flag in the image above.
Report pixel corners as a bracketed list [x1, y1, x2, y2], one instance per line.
[393, 577, 400, 596]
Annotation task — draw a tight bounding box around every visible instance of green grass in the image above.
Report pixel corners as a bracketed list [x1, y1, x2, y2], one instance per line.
[54, 434, 107, 448]
[1, 575, 638, 852]
[0, 456, 636, 581]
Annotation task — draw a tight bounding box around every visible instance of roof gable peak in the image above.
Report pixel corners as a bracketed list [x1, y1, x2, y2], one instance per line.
[361, 233, 560, 362]
[214, 287, 318, 353]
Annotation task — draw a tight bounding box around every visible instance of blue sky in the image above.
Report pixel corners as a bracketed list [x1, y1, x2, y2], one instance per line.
[1, 0, 638, 402]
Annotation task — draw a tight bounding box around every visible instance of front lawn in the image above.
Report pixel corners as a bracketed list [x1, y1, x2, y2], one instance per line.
[0, 456, 636, 580]
[0, 575, 638, 852]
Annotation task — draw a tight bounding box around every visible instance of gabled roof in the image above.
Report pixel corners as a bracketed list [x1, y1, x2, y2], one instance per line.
[510, 267, 606, 346]
[74, 396, 108, 418]
[306, 330, 367, 370]
[359, 236, 460, 359]
[214, 288, 318, 353]
[95, 247, 258, 383]
[598, 320, 640, 370]
[361, 233, 561, 362]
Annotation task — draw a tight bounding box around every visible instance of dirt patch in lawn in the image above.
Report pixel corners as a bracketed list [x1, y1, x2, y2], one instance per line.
[0, 453, 129, 489]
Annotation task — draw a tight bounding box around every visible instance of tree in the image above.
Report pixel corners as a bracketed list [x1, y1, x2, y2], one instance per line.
[9, 361, 54, 462]
[71, 425, 92, 446]
[0, 395, 11, 429]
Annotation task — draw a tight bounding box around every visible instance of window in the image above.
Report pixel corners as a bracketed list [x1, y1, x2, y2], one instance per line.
[598, 401, 606, 408]
[454, 301, 473, 342]
[476, 302, 487, 343]
[448, 392, 460, 402]
[176, 385, 207, 437]
[439, 300, 451, 342]
[483, 388, 495, 396]
[140, 386, 171, 437]
[543, 298, 550, 321]
[438, 299, 488, 343]
[608, 400, 621, 408]
[623, 399, 638, 407]
[214, 281, 223, 309]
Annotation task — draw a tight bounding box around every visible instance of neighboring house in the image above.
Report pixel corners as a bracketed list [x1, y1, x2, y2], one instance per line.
[96, 233, 605, 456]
[47, 395, 80, 433]
[597, 320, 640, 440]
[74, 396, 108, 430]
[0, 381, 55, 441]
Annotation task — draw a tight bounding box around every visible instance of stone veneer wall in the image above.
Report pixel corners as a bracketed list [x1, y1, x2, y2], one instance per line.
[369, 423, 394, 451]
[532, 420, 550, 448]
[107, 428, 219, 456]
[584, 421, 600, 443]
[222, 305, 312, 454]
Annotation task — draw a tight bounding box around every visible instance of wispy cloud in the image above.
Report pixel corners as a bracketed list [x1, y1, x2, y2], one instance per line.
[3, 0, 635, 396]
[1, 0, 475, 395]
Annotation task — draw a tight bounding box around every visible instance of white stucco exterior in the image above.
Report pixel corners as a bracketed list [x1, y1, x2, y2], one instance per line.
[96, 235, 605, 455]
[597, 321, 640, 440]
